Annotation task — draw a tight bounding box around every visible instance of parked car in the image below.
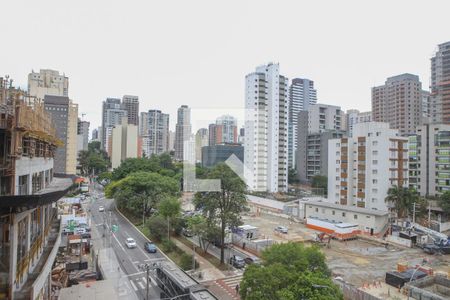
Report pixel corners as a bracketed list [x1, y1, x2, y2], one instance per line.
[78, 223, 91, 232]
[98, 206, 105, 212]
[81, 233, 91, 239]
[244, 256, 261, 265]
[230, 255, 245, 268]
[182, 228, 194, 237]
[75, 228, 87, 235]
[62, 227, 73, 235]
[125, 238, 137, 249]
[274, 225, 288, 234]
[144, 241, 157, 253]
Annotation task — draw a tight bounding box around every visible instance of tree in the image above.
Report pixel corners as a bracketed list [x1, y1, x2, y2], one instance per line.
[77, 142, 110, 176]
[187, 215, 221, 253]
[385, 186, 419, 219]
[78, 150, 90, 175]
[146, 215, 168, 241]
[193, 163, 247, 264]
[105, 171, 179, 222]
[288, 168, 298, 184]
[158, 197, 181, 240]
[438, 191, 450, 215]
[240, 243, 342, 300]
[311, 175, 327, 196]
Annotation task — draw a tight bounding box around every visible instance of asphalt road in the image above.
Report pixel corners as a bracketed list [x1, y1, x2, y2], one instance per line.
[87, 185, 164, 300]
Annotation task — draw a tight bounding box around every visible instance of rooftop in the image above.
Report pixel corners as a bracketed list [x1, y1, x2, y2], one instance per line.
[58, 280, 119, 300]
[302, 199, 389, 217]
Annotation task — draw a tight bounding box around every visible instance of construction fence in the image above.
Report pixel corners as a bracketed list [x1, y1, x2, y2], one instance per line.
[333, 278, 382, 300]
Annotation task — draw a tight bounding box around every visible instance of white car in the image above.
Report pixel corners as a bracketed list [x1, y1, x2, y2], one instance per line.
[275, 225, 288, 234]
[98, 206, 105, 212]
[125, 238, 137, 249]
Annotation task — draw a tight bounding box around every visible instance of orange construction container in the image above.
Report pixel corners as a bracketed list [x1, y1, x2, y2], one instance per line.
[397, 262, 408, 272]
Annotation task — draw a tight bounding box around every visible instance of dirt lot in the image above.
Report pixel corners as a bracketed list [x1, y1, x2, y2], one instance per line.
[242, 212, 450, 287]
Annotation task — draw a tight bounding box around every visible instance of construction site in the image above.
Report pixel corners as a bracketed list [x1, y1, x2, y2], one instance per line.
[239, 196, 450, 300]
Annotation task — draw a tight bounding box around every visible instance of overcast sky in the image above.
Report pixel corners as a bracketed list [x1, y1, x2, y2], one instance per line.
[1, 0, 449, 132]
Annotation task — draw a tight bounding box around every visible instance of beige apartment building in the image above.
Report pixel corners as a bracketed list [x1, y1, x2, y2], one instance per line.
[111, 117, 138, 169]
[372, 73, 424, 136]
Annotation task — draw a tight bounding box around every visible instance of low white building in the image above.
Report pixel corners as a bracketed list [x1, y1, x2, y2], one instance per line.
[301, 200, 389, 236]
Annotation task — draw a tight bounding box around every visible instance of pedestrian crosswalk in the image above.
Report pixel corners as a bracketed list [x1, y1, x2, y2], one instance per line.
[216, 275, 243, 299]
[126, 276, 155, 292]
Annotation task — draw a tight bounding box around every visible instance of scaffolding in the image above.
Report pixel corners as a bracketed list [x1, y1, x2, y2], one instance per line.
[0, 76, 61, 195]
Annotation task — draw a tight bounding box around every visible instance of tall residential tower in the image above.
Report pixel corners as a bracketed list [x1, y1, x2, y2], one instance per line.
[174, 105, 192, 161]
[244, 63, 288, 193]
[430, 41, 450, 124]
[288, 78, 317, 168]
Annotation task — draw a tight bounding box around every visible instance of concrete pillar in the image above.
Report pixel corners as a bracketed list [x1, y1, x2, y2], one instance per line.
[9, 216, 18, 296]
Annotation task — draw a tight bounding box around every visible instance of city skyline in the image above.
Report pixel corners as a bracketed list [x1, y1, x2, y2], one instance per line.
[2, 1, 449, 132]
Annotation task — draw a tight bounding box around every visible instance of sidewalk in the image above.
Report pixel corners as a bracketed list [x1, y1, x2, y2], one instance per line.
[172, 237, 226, 282]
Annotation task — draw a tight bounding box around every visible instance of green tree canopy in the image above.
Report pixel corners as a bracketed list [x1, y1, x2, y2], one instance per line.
[311, 175, 328, 196]
[77, 141, 110, 176]
[111, 155, 181, 181]
[193, 163, 247, 263]
[438, 191, 450, 215]
[240, 243, 341, 300]
[187, 215, 220, 253]
[105, 171, 180, 219]
[385, 186, 419, 219]
[158, 197, 182, 240]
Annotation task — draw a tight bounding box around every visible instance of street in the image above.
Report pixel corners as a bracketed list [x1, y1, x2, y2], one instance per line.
[87, 184, 164, 300]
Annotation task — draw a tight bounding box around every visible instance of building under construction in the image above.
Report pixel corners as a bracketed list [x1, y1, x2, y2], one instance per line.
[0, 76, 73, 299]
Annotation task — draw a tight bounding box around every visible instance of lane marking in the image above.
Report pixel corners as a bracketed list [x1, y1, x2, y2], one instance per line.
[138, 281, 145, 289]
[126, 271, 145, 277]
[130, 280, 138, 291]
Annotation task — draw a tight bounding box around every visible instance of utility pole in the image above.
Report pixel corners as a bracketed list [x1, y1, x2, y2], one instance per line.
[412, 202, 416, 224]
[428, 203, 431, 225]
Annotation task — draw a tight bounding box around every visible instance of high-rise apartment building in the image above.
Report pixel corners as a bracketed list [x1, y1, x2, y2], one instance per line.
[346, 109, 372, 137]
[244, 63, 288, 192]
[122, 95, 139, 126]
[28, 69, 69, 99]
[141, 110, 170, 157]
[208, 115, 238, 146]
[174, 105, 192, 161]
[296, 130, 346, 183]
[328, 122, 408, 211]
[372, 74, 423, 135]
[101, 98, 127, 153]
[430, 41, 450, 124]
[140, 111, 149, 136]
[169, 130, 175, 152]
[77, 118, 90, 151]
[195, 128, 209, 163]
[91, 128, 99, 141]
[307, 104, 343, 134]
[409, 123, 450, 196]
[111, 117, 138, 169]
[44, 95, 78, 174]
[288, 78, 317, 168]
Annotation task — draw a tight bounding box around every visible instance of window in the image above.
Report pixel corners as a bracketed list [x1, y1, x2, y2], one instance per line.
[372, 160, 378, 165]
[354, 215, 358, 220]
[332, 210, 335, 215]
[315, 208, 318, 212]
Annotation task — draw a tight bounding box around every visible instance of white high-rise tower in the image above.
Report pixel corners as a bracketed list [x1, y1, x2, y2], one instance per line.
[244, 63, 288, 193]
